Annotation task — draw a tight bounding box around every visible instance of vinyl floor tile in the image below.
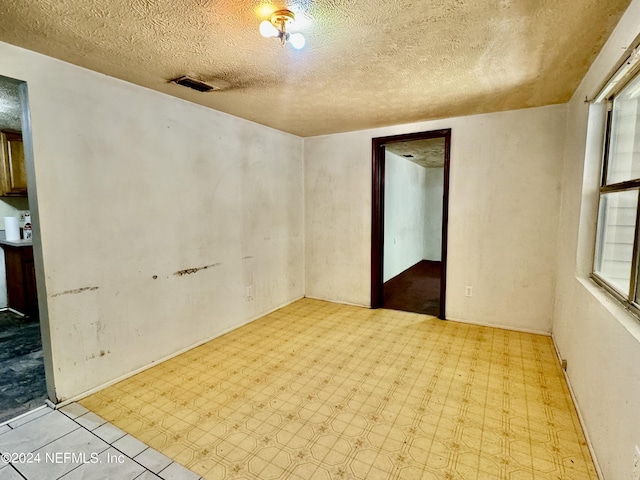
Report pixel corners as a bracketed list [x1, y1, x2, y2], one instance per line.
[80, 299, 598, 480]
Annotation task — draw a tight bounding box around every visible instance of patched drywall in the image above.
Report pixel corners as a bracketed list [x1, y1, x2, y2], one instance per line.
[552, 1, 640, 478]
[0, 41, 304, 401]
[305, 104, 565, 333]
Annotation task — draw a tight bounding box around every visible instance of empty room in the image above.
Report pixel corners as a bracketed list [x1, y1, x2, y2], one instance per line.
[0, 1, 639, 480]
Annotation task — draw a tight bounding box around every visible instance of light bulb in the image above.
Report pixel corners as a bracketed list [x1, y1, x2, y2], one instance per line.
[289, 32, 305, 49]
[260, 20, 278, 38]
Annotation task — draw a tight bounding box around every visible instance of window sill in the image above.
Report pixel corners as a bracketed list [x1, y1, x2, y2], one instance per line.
[578, 276, 640, 342]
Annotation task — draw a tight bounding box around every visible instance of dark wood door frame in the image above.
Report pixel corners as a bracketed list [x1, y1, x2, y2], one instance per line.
[371, 128, 451, 319]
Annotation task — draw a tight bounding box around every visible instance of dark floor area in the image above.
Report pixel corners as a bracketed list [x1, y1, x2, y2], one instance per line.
[383, 260, 441, 316]
[0, 309, 47, 424]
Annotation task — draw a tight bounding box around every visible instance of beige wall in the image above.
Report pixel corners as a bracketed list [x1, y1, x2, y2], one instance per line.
[304, 104, 565, 334]
[553, 1, 640, 478]
[0, 42, 305, 401]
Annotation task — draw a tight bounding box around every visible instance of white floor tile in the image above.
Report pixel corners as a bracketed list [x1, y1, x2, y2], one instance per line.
[113, 434, 149, 458]
[13, 425, 110, 479]
[158, 462, 201, 480]
[74, 412, 106, 431]
[0, 465, 24, 480]
[135, 471, 162, 480]
[7, 406, 51, 429]
[0, 410, 79, 453]
[60, 403, 90, 420]
[134, 448, 172, 474]
[59, 447, 145, 480]
[92, 422, 126, 444]
[0, 401, 193, 480]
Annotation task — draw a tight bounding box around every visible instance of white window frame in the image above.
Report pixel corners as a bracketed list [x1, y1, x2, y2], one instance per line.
[592, 49, 640, 316]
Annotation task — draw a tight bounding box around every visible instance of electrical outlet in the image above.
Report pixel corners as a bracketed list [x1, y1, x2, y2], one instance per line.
[633, 445, 640, 480]
[18, 211, 28, 222]
[465, 286, 473, 297]
[246, 285, 254, 302]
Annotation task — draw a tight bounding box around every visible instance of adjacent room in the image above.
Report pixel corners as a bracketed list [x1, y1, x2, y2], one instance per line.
[0, 75, 46, 423]
[0, 1, 639, 479]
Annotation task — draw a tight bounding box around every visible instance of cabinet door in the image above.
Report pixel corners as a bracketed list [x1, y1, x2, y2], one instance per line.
[23, 253, 38, 318]
[4, 247, 26, 314]
[4, 246, 38, 317]
[0, 131, 27, 196]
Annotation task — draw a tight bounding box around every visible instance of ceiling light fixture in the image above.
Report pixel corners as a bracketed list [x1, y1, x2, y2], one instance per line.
[260, 9, 305, 49]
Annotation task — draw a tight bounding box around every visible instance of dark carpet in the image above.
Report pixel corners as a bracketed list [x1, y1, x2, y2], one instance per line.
[383, 260, 441, 316]
[0, 310, 47, 424]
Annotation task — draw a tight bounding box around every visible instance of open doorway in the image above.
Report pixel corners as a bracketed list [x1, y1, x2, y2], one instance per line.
[371, 129, 451, 319]
[0, 74, 48, 423]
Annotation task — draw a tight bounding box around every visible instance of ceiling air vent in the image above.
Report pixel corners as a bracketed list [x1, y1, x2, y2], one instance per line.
[171, 76, 220, 92]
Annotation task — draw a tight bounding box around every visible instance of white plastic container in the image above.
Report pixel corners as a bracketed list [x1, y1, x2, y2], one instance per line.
[4, 216, 20, 241]
[23, 213, 32, 240]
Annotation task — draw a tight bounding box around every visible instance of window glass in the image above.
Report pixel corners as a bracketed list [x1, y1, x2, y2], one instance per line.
[606, 74, 640, 185]
[594, 189, 638, 294]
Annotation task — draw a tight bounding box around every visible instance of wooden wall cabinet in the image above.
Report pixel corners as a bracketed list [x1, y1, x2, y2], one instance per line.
[0, 130, 27, 196]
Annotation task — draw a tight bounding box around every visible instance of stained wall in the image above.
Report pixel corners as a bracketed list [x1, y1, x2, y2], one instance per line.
[0, 42, 304, 401]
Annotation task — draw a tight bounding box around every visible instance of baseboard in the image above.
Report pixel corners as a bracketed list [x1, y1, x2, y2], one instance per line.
[551, 336, 604, 480]
[303, 294, 369, 308]
[53, 294, 305, 408]
[444, 315, 552, 336]
[0, 307, 25, 317]
[300, 299, 553, 336]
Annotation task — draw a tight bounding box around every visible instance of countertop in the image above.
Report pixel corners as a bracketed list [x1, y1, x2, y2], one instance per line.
[0, 230, 32, 248]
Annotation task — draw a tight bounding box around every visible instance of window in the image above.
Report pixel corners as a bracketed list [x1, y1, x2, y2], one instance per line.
[593, 71, 640, 311]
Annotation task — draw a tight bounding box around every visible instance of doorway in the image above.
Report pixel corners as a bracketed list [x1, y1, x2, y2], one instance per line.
[0, 74, 48, 423]
[371, 129, 451, 319]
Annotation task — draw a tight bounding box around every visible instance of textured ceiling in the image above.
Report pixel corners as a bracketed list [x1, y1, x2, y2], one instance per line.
[386, 138, 445, 168]
[0, 77, 22, 132]
[0, 0, 632, 137]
